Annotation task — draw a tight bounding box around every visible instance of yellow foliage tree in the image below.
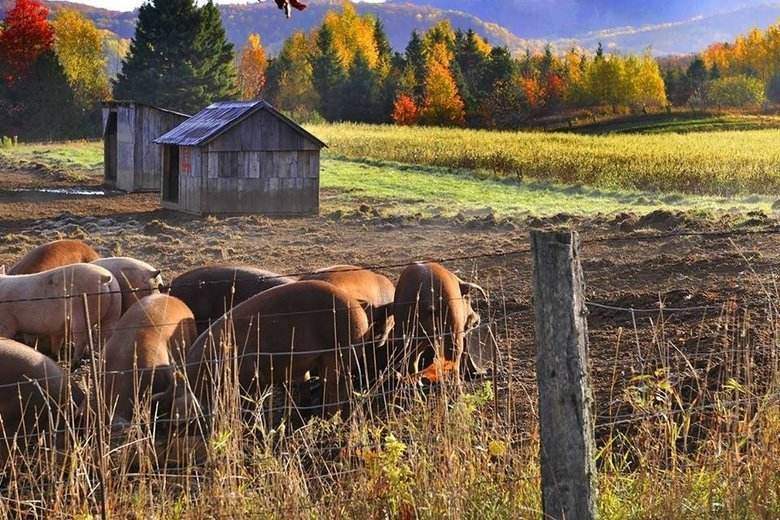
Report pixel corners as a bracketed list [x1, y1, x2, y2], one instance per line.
[703, 21, 780, 84]
[238, 33, 268, 100]
[273, 31, 319, 117]
[51, 9, 109, 105]
[419, 41, 465, 126]
[321, 2, 378, 70]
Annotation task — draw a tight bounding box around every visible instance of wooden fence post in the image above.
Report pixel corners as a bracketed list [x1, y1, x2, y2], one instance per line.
[531, 230, 597, 520]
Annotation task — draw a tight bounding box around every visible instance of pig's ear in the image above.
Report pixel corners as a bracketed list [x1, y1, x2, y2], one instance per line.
[458, 280, 487, 301]
[152, 269, 162, 279]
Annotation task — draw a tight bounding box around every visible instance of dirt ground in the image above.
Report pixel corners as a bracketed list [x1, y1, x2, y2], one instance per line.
[2, 167, 779, 435]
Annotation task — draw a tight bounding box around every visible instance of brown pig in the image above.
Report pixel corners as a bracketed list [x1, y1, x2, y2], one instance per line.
[392, 262, 485, 377]
[9, 239, 100, 275]
[0, 338, 84, 468]
[99, 294, 197, 426]
[176, 280, 371, 418]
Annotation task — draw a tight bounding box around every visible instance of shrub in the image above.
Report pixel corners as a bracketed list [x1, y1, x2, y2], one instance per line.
[706, 75, 766, 108]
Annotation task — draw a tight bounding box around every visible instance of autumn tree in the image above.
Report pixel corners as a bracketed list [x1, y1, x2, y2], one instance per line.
[0, 0, 54, 82]
[392, 94, 419, 125]
[320, 2, 378, 70]
[419, 42, 465, 126]
[0, 0, 90, 138]
[238, 33, 268, 100]
[114, 0, 237, 114]
[52, 9, 109, 106]
[265, 31, 318, 119]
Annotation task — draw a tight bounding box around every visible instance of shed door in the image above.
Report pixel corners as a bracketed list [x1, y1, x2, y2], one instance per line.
[104, 112, 117, 182]
[162, 145, 179, 203]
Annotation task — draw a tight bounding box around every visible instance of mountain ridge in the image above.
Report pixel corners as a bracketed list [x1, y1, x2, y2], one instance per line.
[1, 0, 777, 56]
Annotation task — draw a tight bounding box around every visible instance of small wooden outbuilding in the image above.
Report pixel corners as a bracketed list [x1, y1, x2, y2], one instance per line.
[153, 101, 326, 216]
[102, 101, 189, 192]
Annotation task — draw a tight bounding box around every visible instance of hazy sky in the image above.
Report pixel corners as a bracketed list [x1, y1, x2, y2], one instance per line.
[63, 0, 382, 13]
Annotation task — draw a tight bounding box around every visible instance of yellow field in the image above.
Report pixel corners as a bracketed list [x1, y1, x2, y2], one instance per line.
[309, 123, 780, 195]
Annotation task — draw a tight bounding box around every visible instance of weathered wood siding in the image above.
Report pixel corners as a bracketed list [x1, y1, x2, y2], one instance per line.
[179, 146, 203, 214]
[207, 110, 321, 153]
[133, 106, 188, 192]
[114, 105, 136, 192]
[105, 103, 188, 193]
[198, 150, 319, 215]
[170, 108, 322, 215]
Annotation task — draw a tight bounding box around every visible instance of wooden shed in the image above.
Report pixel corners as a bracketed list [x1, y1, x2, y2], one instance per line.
[102, 101, 189, 192]
[154, 101, 326, 216]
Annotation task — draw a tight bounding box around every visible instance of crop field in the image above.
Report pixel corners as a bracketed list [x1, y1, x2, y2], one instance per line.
[0, 127, 779, 518]
[309, 123, 780, 195]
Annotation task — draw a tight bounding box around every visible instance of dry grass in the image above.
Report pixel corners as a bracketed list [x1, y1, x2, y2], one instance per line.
[1, 284, 779, 519]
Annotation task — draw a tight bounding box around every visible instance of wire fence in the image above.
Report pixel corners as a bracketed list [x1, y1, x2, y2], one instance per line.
[1, 226, 780, 512]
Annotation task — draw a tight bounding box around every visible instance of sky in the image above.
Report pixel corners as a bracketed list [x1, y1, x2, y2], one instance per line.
[62, 0, 383, 13]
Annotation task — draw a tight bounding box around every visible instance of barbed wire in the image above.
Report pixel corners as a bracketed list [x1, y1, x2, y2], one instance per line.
[0, 309, 519, 391]
[595, 388, 780, 429]
[6, 222, 780, 307]
[0, 247, 532, 306]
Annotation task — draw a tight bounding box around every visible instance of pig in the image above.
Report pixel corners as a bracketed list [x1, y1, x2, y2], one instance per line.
[91, 257, 163, 315]
[0, 338, 84, 468]
[9, 239, 100, 275]
[0, 263, 122, 365]
[98, 294, 197, 427]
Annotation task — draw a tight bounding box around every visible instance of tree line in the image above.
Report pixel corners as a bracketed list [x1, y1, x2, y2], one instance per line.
[663, 21, 780, 109]
[0, 0, 776, 141]
[254, 4, 669, 128]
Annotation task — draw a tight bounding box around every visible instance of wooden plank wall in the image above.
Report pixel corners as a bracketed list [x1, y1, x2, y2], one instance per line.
[135, 107, 188, 192]
[207, 110, 321, 153]
[115, 106, 136, 192]
[200, 149, 319, 215]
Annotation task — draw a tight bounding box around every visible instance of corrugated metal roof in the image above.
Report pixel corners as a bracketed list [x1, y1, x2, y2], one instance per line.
[153, 100, 326, 148]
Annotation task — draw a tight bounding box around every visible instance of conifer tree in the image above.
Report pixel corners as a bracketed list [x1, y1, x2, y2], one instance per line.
[312, 24, 346, 121]
[114, 0, 236, 113]
[404, 31, 426, 101]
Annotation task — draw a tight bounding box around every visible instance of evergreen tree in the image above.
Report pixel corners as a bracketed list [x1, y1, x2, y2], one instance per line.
[482, 47, 516, 95]
[340, 52, 383, 123]
[311, 24, 346, 121]
[768, 73, 780, 104]
[114, 0, 237, 114]
[686, 56, 709, 96]
[373, 18, 396, 119]
[373, 19, 393, 72]
[404, 31, 426, 101]
[455, 29, 489, 123]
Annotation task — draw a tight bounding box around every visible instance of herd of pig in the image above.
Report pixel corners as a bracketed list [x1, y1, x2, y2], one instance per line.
[0, 239, 486, 462]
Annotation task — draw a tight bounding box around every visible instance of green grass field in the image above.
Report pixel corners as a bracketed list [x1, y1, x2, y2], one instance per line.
[3, 123, 779, 218]
[566, 112, 780, 135]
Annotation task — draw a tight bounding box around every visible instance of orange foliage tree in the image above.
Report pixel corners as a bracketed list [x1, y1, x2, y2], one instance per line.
[391, 94, 419, 125]
[238, 33, 268, 100]
[419, 41, 465, 126]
